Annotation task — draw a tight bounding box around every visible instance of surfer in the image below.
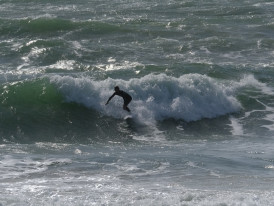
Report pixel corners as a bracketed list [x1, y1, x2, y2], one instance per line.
[105, 86, 132, 112]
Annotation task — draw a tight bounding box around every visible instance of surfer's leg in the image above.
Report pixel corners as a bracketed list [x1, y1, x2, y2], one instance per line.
[123, 104, 131, 112]
[123, 97, 132, 112]
[123, 101, 131, 112]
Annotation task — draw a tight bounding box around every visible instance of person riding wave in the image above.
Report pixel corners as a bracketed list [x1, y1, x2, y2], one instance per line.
[105, 86, 132, 112]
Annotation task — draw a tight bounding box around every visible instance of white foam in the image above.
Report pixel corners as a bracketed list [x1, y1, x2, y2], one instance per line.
[48, 73, 241, 124]
[48, 60, 76, 71]
[235, 74, 274, 96]
[265, 165, 274, 169]
[229, 116, 244, 136]
[2, 180, 274, 206]
[0, 155, 72, 179]
[21, 47, 47, 64]
[95, 60, 144, 71]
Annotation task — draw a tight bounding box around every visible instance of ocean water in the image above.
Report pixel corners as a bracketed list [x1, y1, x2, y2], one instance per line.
[1, 0, 274, 205]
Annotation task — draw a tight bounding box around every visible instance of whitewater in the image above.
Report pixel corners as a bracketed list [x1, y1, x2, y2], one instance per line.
[1, 0, 274, 205]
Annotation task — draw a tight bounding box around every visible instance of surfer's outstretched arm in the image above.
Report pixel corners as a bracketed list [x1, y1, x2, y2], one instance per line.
[105, 93, 116, 105]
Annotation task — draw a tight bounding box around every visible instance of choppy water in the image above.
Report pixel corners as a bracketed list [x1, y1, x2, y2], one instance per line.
[1, 0, 274, 205]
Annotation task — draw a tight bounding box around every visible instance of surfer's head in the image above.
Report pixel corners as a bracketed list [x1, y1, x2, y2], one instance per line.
[114, 86, 120, 92]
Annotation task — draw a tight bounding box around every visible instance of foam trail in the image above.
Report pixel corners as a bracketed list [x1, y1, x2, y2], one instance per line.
[49, 74, 241, 124]
[229, 116, 244, 136]
[235, 74, 274, 95]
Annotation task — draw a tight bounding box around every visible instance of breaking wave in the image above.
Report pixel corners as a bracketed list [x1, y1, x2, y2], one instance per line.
[49, 73, 241, 124]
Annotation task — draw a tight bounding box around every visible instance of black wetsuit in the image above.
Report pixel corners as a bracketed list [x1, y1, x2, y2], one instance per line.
[110, 90, 132, 106]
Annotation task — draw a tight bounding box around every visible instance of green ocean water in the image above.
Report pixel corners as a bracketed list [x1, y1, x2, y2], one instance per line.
[1, 0, 274, 205]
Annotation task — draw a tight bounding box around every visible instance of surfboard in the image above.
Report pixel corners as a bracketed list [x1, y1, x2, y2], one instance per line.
[124, 115, 133, 120]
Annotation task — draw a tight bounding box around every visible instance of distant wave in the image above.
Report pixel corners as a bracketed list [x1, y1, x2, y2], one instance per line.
[0, 17, 127, 37]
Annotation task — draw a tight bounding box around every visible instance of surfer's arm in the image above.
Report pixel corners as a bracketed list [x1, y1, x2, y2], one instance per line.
[105, 93, 116, 105]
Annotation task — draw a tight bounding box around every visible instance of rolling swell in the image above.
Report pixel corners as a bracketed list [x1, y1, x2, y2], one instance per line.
[0, 18, 127, 38]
